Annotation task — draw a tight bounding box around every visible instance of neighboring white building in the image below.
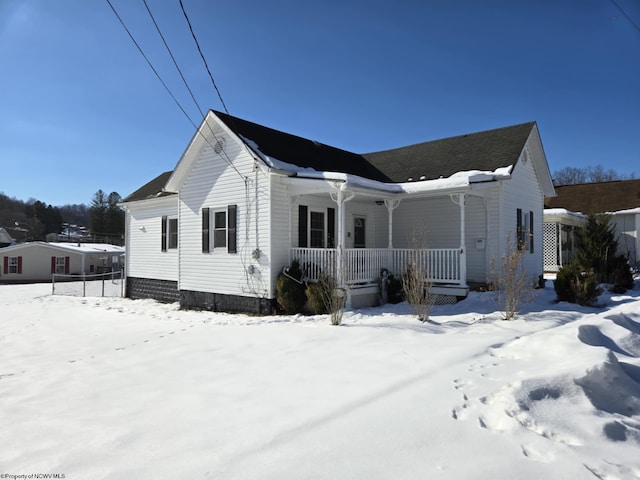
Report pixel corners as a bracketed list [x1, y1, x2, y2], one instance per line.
[0, 242, 125, 283]
[0, 227, 15, 248]
[544, 179, 640, 272]
[121, 110, 555, 313]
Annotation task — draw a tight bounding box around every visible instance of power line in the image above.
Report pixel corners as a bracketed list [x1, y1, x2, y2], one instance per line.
[104, 0, 197, 131]
[142, 0, 205, 119]
[609, 0, 640, 35]
[104, 0, 246, 180]
[179, 0, 230, 115]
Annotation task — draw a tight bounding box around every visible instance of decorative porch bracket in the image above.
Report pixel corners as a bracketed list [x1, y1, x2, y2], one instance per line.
[449, 193, 468, 286]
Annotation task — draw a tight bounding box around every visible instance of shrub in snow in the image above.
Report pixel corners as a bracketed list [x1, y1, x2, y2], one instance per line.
[488, 235, 535, 320]
[378, 268, 404, 305]
[554, 260, 601, 306]
[276, 260, 307, 314]
[312, 273, 346, 325]
[305, 281, 327, 314]
[401, 229, 434, 322]
[610, 255, 634, 293]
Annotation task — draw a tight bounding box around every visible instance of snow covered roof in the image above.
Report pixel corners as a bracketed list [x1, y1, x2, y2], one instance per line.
[0, 227, 15, 245]
[1, 242, 125, 255]
[215, 110, 534, 185]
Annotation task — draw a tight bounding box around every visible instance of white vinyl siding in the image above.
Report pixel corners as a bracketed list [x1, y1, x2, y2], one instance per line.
[126, 196, 179, 282]
[178, 126, 272, 298]
[501, 140, 545, 278]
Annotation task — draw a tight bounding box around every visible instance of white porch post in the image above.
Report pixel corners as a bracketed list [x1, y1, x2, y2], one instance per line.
[384, 198, 401, 272]
[450, 193, 467, 286]
[331, 186, 355, 301]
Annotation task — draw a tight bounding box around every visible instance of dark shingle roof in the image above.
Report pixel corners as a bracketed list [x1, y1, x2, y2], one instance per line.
[125, 113, 538, 200]
[122, 171, 174, 203]
[545, 179, 640, 213]
[214, 111, 392, 182]
[363, 122, 536, 183]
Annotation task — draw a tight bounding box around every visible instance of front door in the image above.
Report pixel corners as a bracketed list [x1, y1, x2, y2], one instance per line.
[354, 216, 366, 248]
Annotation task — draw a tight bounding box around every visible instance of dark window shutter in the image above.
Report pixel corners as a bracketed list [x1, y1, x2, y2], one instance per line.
[3, 256, 8, 274]
[161, 216, 167, 252]
[65, 256, 70, 274]
[228, 205, 237, 254]
[298, 205, 308, 248]
[202, 208, 210, 253]
[529, 210, 534, 253]
[516, 208, 523, 250]
[327, 207, 335, 248]
[17, 256, 22, 274]
[51, 256, 56, 274]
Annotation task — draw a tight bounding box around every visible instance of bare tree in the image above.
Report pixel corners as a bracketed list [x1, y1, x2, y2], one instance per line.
[488, 234, 535, 320]
[553, 165, 635, 186]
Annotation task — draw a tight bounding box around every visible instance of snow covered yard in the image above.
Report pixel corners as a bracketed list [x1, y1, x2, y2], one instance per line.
[1, 282, 639, 480]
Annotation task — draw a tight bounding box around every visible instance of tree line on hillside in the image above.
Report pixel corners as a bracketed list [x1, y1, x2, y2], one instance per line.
[552, 165, 635, 186]
[0, 190, 124, 245]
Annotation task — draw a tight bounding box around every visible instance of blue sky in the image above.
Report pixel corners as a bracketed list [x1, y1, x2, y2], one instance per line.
[1, 0, 638, 207]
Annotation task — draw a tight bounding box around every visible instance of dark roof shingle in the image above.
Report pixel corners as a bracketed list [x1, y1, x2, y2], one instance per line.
[545, 179, 640, 213]
[363, 122, 536, 183]
[122, 171, 174, 203]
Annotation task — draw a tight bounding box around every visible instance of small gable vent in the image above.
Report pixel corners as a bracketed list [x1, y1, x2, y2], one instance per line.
[214, 138, 226, 155]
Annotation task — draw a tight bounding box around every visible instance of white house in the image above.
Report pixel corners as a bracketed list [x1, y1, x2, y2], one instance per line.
[121, 110, 555, 313]
[544, 179, 640, 272]
[0, 242, 125, 283]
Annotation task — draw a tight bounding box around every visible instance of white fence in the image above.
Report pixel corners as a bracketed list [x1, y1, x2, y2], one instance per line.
[52, 271, 125, 297]
[291, 247, 462, 285]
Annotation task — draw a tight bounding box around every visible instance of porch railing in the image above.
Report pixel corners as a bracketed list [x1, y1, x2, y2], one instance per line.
[290, 247, 462, 286]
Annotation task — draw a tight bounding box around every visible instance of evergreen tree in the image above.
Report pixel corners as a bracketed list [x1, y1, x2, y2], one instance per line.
[574, 214, 617, 284]
[89, 189, 108, 239]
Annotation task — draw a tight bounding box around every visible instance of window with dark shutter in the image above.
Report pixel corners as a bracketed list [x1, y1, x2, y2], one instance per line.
[529, 211, 534, 253]
[228, 205, 237, 254]
[202, 208, 210, 253]
[298, 205, 308, 248]
[161, 216, 168, 252]
[168, 218, 178, 249]
[213, 211, 227, 248]
[327, 208, 335, 248]
[17, 256, 22, 274]
[516, 208, 523, 250]
[3, 256, 7, 274]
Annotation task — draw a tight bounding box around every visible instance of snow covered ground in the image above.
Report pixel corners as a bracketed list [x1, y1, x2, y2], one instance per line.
[1, 280, 639, 479]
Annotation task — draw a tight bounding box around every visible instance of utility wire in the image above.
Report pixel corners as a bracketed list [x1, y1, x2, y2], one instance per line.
[609, 0, 640, 35]
[104, 0, 197, 131]
[142, 0, 206, 118]
[104, 0, 245, 180]
[179, 0, 230, 115]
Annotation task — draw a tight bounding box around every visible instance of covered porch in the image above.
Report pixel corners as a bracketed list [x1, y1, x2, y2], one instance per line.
[285, 177, 477, 306]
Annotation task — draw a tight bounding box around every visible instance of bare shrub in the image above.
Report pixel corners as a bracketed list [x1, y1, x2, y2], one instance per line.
[402, 228, 434, 322]
[315, 273, 347, 325]
[488, 234, 535, 320]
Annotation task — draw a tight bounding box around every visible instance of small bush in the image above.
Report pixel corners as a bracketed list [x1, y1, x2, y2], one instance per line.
[379, 269, 404, 304]
[554, 260, 601, 306]
[305, 282, 327, 314]
[611, 254, 634, 293]
[276, 260, 307, 314]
